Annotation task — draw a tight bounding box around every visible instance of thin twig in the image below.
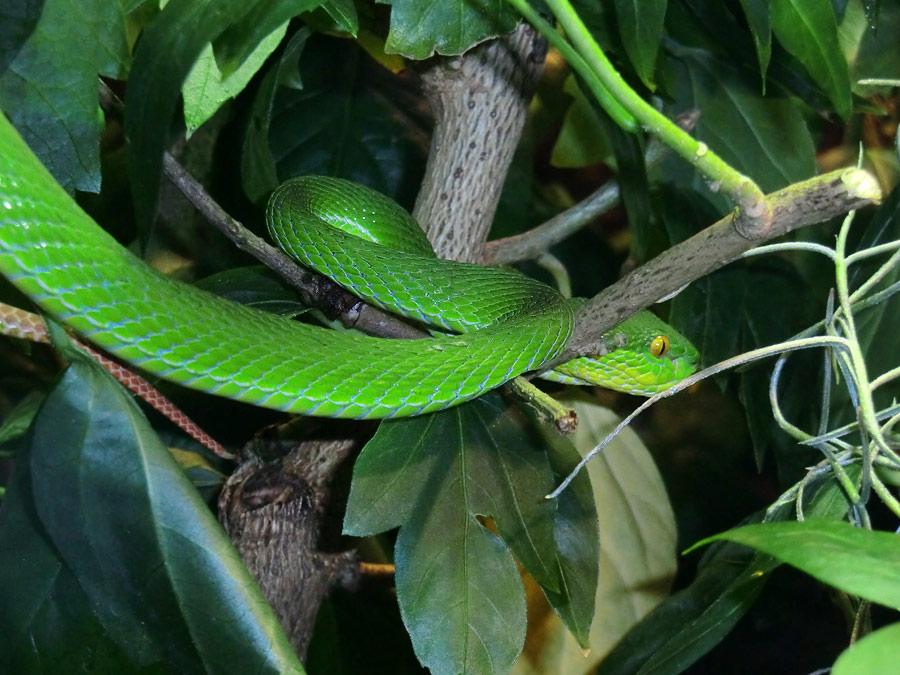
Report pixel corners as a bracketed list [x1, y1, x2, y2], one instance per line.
[161, 155, 428, 340]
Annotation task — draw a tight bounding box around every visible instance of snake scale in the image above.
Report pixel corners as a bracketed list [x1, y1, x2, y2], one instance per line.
[0, 116, 698, 419]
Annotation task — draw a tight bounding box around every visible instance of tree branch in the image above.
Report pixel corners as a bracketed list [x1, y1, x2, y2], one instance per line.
[413, 23, 546, 261]
[161, 153, 427, 340]
[483, 110, 700, 265]
[555, 168, 882, 364]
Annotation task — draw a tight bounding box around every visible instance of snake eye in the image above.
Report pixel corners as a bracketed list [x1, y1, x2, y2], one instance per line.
[650, 335, 670, 358]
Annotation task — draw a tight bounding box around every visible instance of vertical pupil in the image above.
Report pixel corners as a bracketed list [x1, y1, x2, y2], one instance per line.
[651, 336, 670, 357]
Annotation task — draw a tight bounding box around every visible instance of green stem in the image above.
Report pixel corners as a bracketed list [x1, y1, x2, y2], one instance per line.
[833, 213, 895, 464]
[503, 0, 637, 131]
[543, 0, 770, 232]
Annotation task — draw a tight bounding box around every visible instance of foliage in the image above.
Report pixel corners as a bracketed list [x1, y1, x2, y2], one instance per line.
[0, 0, 899, 673]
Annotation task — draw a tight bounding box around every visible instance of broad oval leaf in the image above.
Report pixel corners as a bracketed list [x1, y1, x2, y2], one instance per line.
[832, 622, 900, 675]
[660, 46, 816, 201]
[0, 444, 155, 672]
[0, 0, 133, 192]
[26, 356, 305, 673]
[345, 393, 601, 673]
[514, 394, 676, 674]
[384, 0, 518, 59]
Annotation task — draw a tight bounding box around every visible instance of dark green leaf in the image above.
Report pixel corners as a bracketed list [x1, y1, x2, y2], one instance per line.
[394, 483, 526, 675]
[660, 45, 816, 206]
[345, 394, 561, 589]
[737, 0, 771, 82]
[740, 256, 816, 466]
[241, 28, 311, 203]
[770, 0, 851, 118]
[596, 540, 773, 675]
[0, 447, 154, 673]
[383, 0, 518, 59]
[0, 0, 133, 192]
[0, 0, 43, 74]
[194, 265, 309, 317]
[126, 0, 267, 240]
[692, 521, 900, 609]
[832, 622, 900, 675]
[613, 0, 667, 90]
[265, 34, 426, 204]
[345, 393, 601, 672]
[0, 389, 44, 446]
[212, 0, 326, 77]
[27, 356, 305, 673]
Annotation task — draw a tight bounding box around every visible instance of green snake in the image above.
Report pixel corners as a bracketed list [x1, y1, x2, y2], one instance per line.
[0, 116, 698, 419]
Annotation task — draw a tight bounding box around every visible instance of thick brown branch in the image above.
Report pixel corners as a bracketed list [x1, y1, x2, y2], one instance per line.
[556, 168, 882, 363]
[413, 23, 546, 261]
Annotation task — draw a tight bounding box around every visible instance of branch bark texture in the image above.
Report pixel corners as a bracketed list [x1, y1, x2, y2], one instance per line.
[413, 23, 546, 261]
[560, 168, 882, 362]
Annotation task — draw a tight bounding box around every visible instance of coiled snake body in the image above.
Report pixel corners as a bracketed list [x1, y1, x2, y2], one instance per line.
[0, 117, 697, 418]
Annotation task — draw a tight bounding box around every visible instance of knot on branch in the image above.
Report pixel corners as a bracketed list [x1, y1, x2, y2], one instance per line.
[733, 177, 774, 239]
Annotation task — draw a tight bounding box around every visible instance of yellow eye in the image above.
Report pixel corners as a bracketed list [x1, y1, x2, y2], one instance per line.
[650, 335, 670, 358]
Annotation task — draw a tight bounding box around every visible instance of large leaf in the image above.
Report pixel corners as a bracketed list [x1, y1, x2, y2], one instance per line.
[514, 394, 676, 674]
[0, 0, 43, 74]
[692, 521, 900, 609]
[0, 0, 134, 192]
[0, 450, 150, 672]
[770, 0, 851, 118]
[183, 21, 289, 136]
[659, 44, 816, 207]
[832, 622, 900, 675]
[382, 0, 518, 59]
[22, 354, 305, 673]
[613, 0, 667, 90]
[126, 0, 324, 238]
[345, 393, 600, 673]
[262, 33, 426, 204]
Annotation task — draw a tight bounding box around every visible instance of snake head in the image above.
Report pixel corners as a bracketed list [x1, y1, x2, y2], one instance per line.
[544, 311, 700, 396]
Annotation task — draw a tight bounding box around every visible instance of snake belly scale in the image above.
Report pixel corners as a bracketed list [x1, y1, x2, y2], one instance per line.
[0, 117, 697, 419]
